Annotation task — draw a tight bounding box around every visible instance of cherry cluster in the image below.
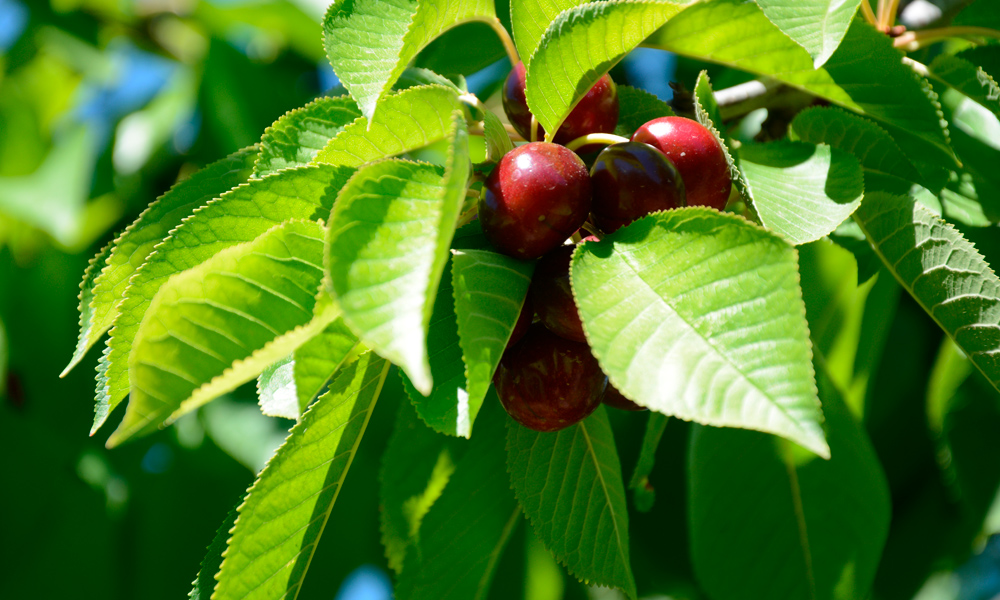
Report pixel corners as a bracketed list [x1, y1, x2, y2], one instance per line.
[480, 63, 732, 432]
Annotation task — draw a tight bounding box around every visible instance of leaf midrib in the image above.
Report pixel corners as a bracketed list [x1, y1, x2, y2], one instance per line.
[578, 419, 630, 587]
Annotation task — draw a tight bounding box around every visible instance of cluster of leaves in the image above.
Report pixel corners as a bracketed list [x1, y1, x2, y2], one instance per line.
[64, 0, 1000, 599]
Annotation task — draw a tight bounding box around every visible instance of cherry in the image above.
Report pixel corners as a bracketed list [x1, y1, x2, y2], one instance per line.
[590, 142, 685, 233]
[502, 61, 619, 145]
[631, 117, 731, 211]
[602, 383, 646, 411]
[494, 323, 607, 432]
[530, 245, 585, 343]
[507, 294, 533, 349]
[479, 142, 591, 260]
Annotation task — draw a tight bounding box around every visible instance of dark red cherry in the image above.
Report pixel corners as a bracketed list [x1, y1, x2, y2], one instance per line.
[631, 117, 731, 211]
[590, 142, 685, 233]
[478, 142, 591, 260]
[502, 61, 619, 145]
[494, 324, 607, 432]
[507, 294, 533, 349]
[602, 383, 646, 411]
[530, 245, 585, 342]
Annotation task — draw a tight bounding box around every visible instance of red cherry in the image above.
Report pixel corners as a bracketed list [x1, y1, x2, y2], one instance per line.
[494, 323, 607, 432]
[478, 142, 591, 260]
[590, 142, 685, 233]
[631, 117, 731, 211]
[602, 383, 646, 411]
[502, 61, 619, 145]
[530, 245, 585, 343]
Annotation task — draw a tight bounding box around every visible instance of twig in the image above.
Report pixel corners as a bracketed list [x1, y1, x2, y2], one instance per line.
[893, 25, 1000, 50]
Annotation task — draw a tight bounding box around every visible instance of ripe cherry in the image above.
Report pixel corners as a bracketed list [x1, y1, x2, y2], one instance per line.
[530, 245, 585, 343]
[502, 61, 619, 145]
[631, 117, 731, 211]
[590, 142, 685, 233]
[479, 142, 591, 260]
[602, 383, 647, 411]
[494, 323, 606, 432]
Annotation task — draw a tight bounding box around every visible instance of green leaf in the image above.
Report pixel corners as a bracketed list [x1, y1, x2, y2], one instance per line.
[396, 399, 520, 600]
[380, 399, 466, 573]
[414, 22, 507, 77]
[692, 71, 751, 206]
[572, 210, 830, 457]
[107, 220, 334, 446]
[506, 406, 636, 599]
[525, 1, 686, 141]
[689, 369, 890, 600]
[257, 319, 360, 420]
[755, 0, 862, 68]
[452, 249, 534, 432]
[511, 0, 587, 66]
[929, 51, 1000, 118]
[628, 412, 668, 513]
[853, 192, 1000, 396]
[189, 503, 240, 600]
[789, 106, 922, 189]
[66, 240, 113, 375]
[613, 85, 675, 138]
[323, 0, 494, 122]
[646, 0, 955, 166]
[326, 114, 469, 395]
[393, 67, 467, 93]
[255, 96, 362, 178]
[313, 85, 462, 168]
[739, 140, 865, 245]
[952, 0, 1000, 29]
[64, 146, 258, 376]
[481, 109, 515, 162]
[95, 164, 352, 434]
[213, 351, 391, 600]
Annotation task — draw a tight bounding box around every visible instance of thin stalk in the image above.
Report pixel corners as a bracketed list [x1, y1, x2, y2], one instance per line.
[564, 133, 628, 152]
[876, 0, 888, 30]
[894, 26, 1000, 51]
[859, 0, 877, 26]
[530, 116, 540, 143]
[459, 93, 489, 116]
[881, 0, 900, 30]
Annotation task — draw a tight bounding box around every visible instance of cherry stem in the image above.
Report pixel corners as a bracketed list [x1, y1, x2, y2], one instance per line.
[580, 222, 602, 240]
[859, 0, 877, 26]
[459, 93, 488, 116]
[894, 26, 1000, 50]
[457, 205, 479, 227]
[530, 116, 540, 143]
[878, 0, 899, 31]
[564, 133, 629, 152]
[477, 17, 520, 68]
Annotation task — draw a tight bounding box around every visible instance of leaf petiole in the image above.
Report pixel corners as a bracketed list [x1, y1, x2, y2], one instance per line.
[894, 26, 1000, 51]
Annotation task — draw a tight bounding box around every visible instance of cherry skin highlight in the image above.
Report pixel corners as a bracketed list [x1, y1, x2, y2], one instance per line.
[602, 383, 647, 411]
[494, 323, 607, 432]
[590, 141, 685, 233]
[530, 245, 585, 343]
[502, 61, 619, 145]
[631, 116, 731, 211]
[478, 142, 592, 260]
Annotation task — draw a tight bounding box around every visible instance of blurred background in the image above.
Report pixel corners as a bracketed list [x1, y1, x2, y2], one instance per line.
[1, 0, 999, 599]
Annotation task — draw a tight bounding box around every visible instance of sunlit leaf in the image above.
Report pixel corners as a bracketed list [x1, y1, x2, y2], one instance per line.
[929, 50, 1000, 118]
[507, 407, 637, 599]
[755, 0, 862, 68]
[572, 209, 830, 457]
[255, 96, 362, 178]
[481, 109, 515, 162]
[511, 0, 587, 66]
[213, 351, 391, 600]
[692, 71, 750, 205]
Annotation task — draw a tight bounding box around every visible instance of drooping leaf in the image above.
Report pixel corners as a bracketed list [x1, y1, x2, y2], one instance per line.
[613, 85, 675, 138]
[692, 71, 751, 205]
[451, 249, 534, 433]
[254, 96, 362, 178]
[107, 220, 334, 446]
[213, 351, 391, 600]
[326, 114, 469, 395]
[511, 0, 587, 66]
[755, 0, 862, 68]
[396, 399, 520, 600]
[507, 406, 637, 599]
[929, 50, 1000, 118]
[256, 319, 360, 420]
[739, 140, 865, 245]
[689, 369, 890, 600]
[313, 85, 462, 168]
[629, 412, 669, 513]
[853, 192, 1000, 396]
[481, 109, 515, 162]
[525, 1, 686, 141]
[189, 502, 240, 600]
[380, 399, 466, 573]
[323, 0, 494, 121]
[414, 22, 508, 77]
[572, 210, 830, 457]
[65, 146, 258, 376]
[66, 241, 113, 375]
[94, 164, 352, 434]
[646, 0, 955, 166]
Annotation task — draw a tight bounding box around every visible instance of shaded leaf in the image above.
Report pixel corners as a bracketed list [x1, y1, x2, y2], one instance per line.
[213, 351, 391, 600]
[930, 50, 1000, 118]
[689, 369, 890, 600]
[255, 96, 362, 178]
[613, 85, 674, 138]
[755, 0, 862, 68]
[189, 503, 240, 600]
[507, 406, 636, 599]
[853, 192, 1000, 396]
[572, 210, 829, 457]
[692, 71, 751, 205]
[629, 412, 668, 513]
